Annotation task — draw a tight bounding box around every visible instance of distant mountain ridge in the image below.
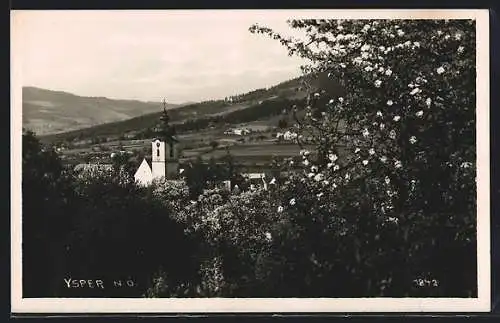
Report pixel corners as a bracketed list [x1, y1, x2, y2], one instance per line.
[39, 76, 316, 144]
[22, 86, 179, 136]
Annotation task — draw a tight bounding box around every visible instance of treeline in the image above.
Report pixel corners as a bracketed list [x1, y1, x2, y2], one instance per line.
[133, 97, 303, 139]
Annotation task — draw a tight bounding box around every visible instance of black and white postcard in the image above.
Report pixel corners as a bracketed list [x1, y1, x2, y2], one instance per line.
[10, 9, 490, 313]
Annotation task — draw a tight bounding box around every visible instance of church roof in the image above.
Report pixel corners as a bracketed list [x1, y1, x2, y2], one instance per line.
[134, 156, 152, 169]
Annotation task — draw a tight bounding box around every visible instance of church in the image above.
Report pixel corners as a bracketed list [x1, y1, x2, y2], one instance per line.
[133, 101, 273, 191]
[134, 103, 180, 186]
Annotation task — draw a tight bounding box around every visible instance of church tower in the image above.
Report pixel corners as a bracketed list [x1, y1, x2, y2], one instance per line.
[151, 99, 180, 180]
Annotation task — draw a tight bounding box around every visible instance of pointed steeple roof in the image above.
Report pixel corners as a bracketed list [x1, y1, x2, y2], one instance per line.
[158, 98, 178, 143]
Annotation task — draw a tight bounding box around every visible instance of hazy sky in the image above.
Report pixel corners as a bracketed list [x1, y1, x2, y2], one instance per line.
[14, 10, 307, 103]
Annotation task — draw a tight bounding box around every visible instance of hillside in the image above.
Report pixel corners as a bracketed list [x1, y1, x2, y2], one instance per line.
[38, 74, 347, 170]
[39, 75, 320, 144]
[22, 86, 179, 136]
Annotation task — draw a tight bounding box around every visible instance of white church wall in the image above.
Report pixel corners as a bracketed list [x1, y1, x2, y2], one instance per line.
[134, 159, 153, 186]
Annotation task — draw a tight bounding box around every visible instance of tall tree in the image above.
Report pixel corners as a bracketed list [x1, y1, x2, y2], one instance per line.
[249, 19, 477, 296]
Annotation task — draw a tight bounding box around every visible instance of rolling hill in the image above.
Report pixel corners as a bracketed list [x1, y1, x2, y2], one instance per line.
[39, 75, 327, 144]
[22, 86, 179, 136]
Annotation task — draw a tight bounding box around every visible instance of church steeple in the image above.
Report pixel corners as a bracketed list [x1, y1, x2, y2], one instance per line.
[151, 98, 180, 180]
[159, 98, 177, 144]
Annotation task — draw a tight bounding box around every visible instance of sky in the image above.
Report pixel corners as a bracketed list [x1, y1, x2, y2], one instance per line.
[13, 10, 308, 104]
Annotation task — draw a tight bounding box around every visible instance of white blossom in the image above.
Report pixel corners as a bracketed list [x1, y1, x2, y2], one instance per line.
[300, 149, 310, 156]
[327, 162, 334, 169]
[361, 52, 369, 59]
[436, 66, 445, 74]
[410, 88, 420, 95]
[460, 161, 473, 169]
[385, 69, 393, 76]
[316, 192, 324, 198]
[389, 130, 397, 139]
[387, 100, 393, 106]
[387, 217, 399, 224]
[338, 97, 344, 103]
[303, 159, 310, 166]
[329, 99, 335, 104]
[380, 156, 387, 163]
[416, 110, 424, 117]
[369, 148, 375, 155]
[394, 160, 403, 169]
[426, 98, 432, 106]
[289, 198, 296, 206]
[364, 66, 374, 72]
[416, 76, 428, 84]
[444, 34, 450, 40]
[393, 115, 401, 122]
[265, 232, 272, 241]
[385, 176, 390, 184]
[307, 172, 314, 178]
[455, 32, 462, 40]
[380, 123, 385, 130]
[362, 160, 369, 166]
[311, 165, 318, 172]
[457, 46, 465, 53]
[378, 66, 385, 73]
[362, 24, 370, 32]
[340, 63, 347, 68]
[314, 173, 324, 182]
[374, 80, 382, 88]
[328, 153, 338, 162]
[355, 147, 361, 153]
[323, 180, 330, 185]
[361, 43, 371, 51]
[409, 136, 417, 144]
[333, 164, 340, 171]
[376, 111, 383, 117]
[413, 41, 421, 48]
[345, 173, 350, 180]
[362, 128, 370, 138]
